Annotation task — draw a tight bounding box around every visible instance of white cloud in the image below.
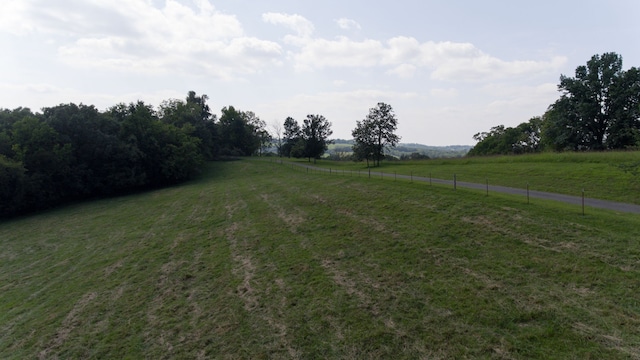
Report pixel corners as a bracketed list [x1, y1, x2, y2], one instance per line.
[387, 64, 417, 78]
[292, 37, 384, 71]
[430, 54, 568, 81]
[262, 12, 315, 38]
[0, 0, 33, 35]
[0, 81, 185, 111]
[1, 0, 143, 37]
[335, 18, 361, 30]
[382, 36, 422, 65]
[483, 82, 559, 115]
[280, 31, 565, 81]
[3, 1, 282, 79]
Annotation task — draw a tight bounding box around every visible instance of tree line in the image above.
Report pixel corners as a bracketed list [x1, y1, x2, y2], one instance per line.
[468, 53, 640, 156]
[275, 102, 400, 167]
[275, 114, 334, 162]
[1, 87, 404, 217]
[0, 91, 280, 217]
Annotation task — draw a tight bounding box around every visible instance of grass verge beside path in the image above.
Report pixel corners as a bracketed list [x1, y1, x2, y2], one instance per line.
[283, 151, 640, 204]
[2, 159, 640, 358]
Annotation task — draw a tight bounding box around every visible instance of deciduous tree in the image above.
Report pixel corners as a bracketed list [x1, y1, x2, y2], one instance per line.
[352, 102, 400, 167]
[301, 114, 332, 162]
[468, 117, 542, 156]
[544, 53, 640, 150]
[282, 116, 301, 158]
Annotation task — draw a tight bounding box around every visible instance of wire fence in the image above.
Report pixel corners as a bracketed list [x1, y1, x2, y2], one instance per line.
[267, 158, 640, 215]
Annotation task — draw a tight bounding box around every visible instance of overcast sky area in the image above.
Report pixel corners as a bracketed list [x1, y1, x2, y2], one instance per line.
[1, 0, 639, 145]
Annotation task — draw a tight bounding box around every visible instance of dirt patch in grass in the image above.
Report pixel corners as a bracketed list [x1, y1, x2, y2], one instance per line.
[39, 292, 98, 359]
[103, 259, 124, 277]
[234, 255, 258, 311]
[224, 199, 246, 220]
[259, 193, 306, 233]
[335, 208, 387, 234]
[462, 214, 560, 252]
[460, 267, 502, 290]
[309, 194, 327, 204]
[225, 196, 299, 356]
[224, 220, 258, 310]
[319, 257, 408, 337]
[573, 322, 640, 358]
[321, 259, 370, 308]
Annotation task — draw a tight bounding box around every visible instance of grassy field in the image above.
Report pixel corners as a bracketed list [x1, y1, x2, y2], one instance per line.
[289, 151, 640, 204]
[2, 159, 640, 358]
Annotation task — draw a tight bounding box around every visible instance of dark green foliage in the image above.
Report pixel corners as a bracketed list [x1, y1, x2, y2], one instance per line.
[352, 102, 400, 166]
[281, 116, 302, 157]
[468, 117, 542, 156]
[218, 106, 267, 156]
[351, 121, 377, 166]
[541, 53, 640, 151]
[301, 114, 332, 161]
[159, 91, 218, 160]
[399, 152, 430, 160]
[10, 115, 74, 207]
[112, 101, 204, 186]
[0, 93, 210, 217]
[0, 156, 26, 215]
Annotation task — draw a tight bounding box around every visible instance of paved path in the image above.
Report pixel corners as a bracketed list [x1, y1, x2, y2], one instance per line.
[280, 161, 640, 214]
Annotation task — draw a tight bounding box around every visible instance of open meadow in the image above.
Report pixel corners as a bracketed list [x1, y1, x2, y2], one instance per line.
[1, 159, 640, 359]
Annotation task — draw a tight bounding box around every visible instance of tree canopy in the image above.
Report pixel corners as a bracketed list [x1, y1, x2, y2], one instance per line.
[301, 114, 333, 162]
[0, 91, 278, 217]
[281, 116, 302, 158]
[468, 117, 542, 156]
[218, 107, 269, 156]
[545, 53, 640, 150]
[352, 102, 400, 167]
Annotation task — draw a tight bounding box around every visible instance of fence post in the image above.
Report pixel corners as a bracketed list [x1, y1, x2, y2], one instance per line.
[410, 171, 413, 182]
[527, 183, 530, 204]
[486, 178, 489, 196]
[430, 172, 432, 186]
[582, 189, 585, 216]
[454, 174, 457, 190]
[368, 168, 371, 179]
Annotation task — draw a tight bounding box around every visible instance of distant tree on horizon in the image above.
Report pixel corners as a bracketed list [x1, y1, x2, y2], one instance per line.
[352, 102, 400, 167]
[468, 117, 542, 156]
[301, 114, 332, 162]
[281, 116, 302, 158]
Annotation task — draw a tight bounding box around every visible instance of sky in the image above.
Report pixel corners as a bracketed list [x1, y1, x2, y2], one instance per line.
[1, 0, 639, 146]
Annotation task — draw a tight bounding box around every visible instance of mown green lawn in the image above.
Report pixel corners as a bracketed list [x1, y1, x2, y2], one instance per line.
[293, 151, 640, 204]
[1, 159, 640, 358]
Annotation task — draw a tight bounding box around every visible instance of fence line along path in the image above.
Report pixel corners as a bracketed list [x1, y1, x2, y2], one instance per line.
[274, 160, 640, 215]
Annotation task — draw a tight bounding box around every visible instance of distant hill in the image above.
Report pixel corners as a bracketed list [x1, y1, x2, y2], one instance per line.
[329, 139, 472, 159]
